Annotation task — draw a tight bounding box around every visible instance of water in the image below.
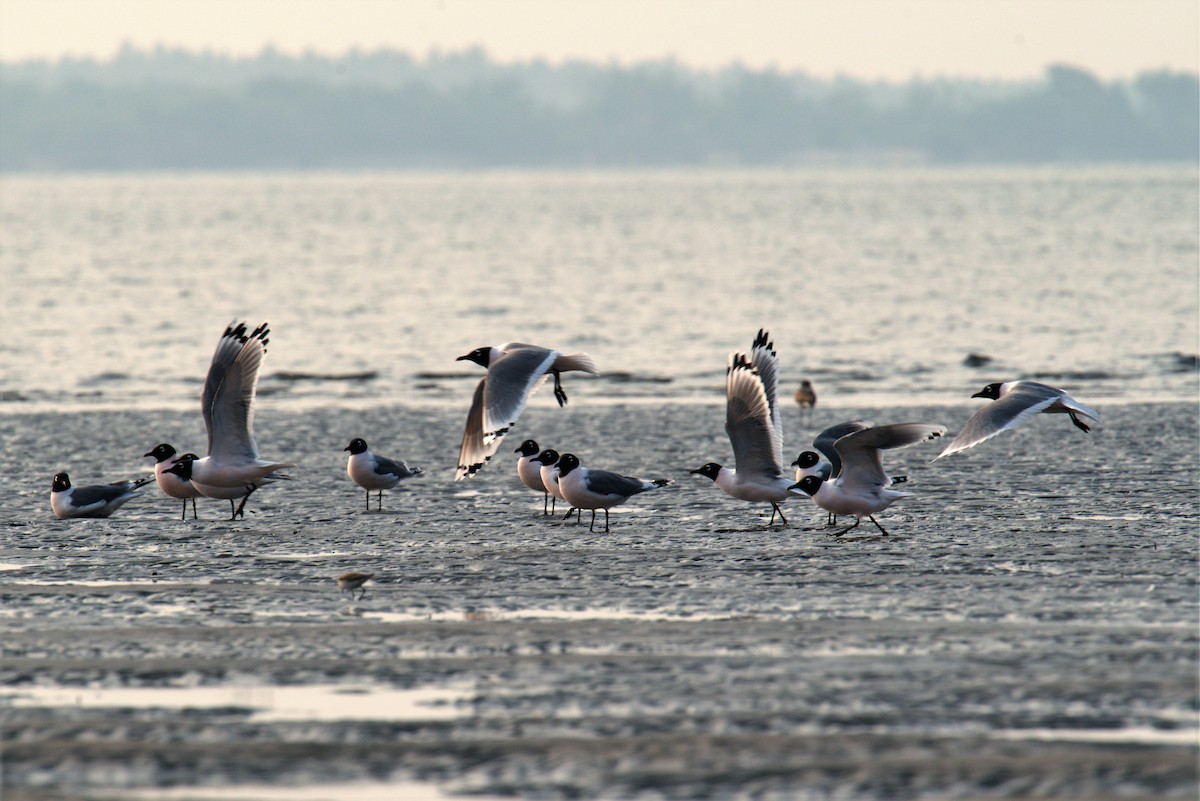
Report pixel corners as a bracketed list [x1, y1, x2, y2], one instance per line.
[1, 167, 1197, 411]
[1, 167, 1197, 800]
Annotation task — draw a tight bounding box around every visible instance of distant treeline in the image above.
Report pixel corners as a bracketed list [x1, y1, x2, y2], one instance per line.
[1, 46, 1196, 170]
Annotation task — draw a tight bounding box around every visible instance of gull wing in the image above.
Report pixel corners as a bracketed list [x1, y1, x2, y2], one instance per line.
[69, 484, 138, 508]
[812, 420, 875, 477]
[725, 352, 784, 479]
[937, 383, 1062, 458]
[584, 469, 651, 499]
[748, 330, 784, 464]
[481, 346, 557, 443]
[202, 322, 269, 462]
[456, 378, 491, 480]
[834, 423, 946, 494]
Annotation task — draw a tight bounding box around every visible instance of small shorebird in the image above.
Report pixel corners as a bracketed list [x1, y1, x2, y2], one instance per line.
[789, 423, 946, 537]
[144, 443, 204, 519]
[454, 342, 598, 480]
[794, 379, 817, 426]
[692, 330, 793, 526]
[937, 381, 1100, 459]
[554, 453, 671, 532]
[51, 472, 153, 519]
[337, 571, 374, 600]
[344, 438, 422, 511]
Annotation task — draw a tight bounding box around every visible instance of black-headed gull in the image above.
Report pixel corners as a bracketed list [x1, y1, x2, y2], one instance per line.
[514, 439, 553, 514]
[455, 343, 598, 480]
[937, 381, 1100, 459]
[532, 447, 577, 521]
[790, 420, 910, 525]
[182, 322, 294, 518]
[50, 471, 153, 519]
[344, 438, 423, 511]
[143, 443, 203, 519]
[789, 423, 946, 536]
[691, 330, 793, 525]
[554, 453, 671, 532]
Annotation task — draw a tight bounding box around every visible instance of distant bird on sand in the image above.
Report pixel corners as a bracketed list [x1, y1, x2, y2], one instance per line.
[936, 381, 1100, 459]
[455, 342, 598, 480]
[794, 379, 817, 425]
[344, 438, 422, 511]
[337, 571, 374, 601]
[51, 471, 153, 519]
[692, 330, 793, 526]
[789, 423, 946, 537]
[185, 322, 295, 519]
[554, 453, 671, 532]
[144, 443, 203, 519]
[514, 439, 553, 514]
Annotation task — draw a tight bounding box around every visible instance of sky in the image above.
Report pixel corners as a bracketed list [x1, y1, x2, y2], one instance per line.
[0, 0, 1196, 81]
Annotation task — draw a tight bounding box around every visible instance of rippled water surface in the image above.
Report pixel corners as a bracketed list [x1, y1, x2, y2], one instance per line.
[1, 168, 1197, 800]
[1, 167, 1197, 410]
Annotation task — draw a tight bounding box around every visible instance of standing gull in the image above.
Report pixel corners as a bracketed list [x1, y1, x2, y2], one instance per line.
[554, 453, 671, 532]
[514, 439, 553, 514]
[789, 423, 946, 537]
[144, 443, 204, 519]
[691, 330, 793, 525]
[454, 342, 598, 480]
[50, 472, 153, 519]
[936, 381, 1100, 459]
[533, 447, 577, 521]
[184, 322, 294, 519]
[345, 438, 423, 511]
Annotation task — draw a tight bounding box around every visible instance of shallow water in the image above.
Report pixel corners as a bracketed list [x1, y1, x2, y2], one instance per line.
[0, 167, 1197, 414]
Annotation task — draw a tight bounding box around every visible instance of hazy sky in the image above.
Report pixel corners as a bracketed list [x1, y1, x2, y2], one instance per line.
[1, 0, 1196, 80]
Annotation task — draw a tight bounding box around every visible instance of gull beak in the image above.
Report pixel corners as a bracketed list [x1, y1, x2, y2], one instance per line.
[971, 390, 989, 398]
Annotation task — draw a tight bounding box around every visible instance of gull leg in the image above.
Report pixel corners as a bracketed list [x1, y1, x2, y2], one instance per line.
[868, 515, 891, 536]
[180, 500, 187, 521]
[190, 498, 198, 520]
[1069, 411, 1091, 433]
[769, 502, 788, 526]
[233, 485, 256, 519]
[831, 516, 861, 537]
[377, 490, 383, 511]
[603, 508, 610, 533]
[588, 509, 597, 532]
[364, 489, 370, 512]
[552, 370, 568, 406]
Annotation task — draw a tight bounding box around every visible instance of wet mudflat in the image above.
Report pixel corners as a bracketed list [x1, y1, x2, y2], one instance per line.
[1, 400, 1197, 799]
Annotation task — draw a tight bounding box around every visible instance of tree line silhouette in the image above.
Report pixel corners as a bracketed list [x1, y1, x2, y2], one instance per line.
[2, 46, 1195, 170]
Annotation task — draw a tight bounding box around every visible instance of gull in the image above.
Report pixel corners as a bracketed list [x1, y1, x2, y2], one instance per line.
[533, 447, 577, 521]
[455, 343, 598, 480]
[162, 457, 285, 518]
[143, 443, 203, 519]
[514, 439, 553, 514]
[937, 381, 1100, 459]
[790, 420, 909, 525]
[344, 438, 423, 511]
[185, 322, 295, 518]
[337, 571, 374, 601]
[789, 423, 946, 537]
[691, 330, 793, 525]
[554, 453, 672, 532]
[51, 471, 153, 519]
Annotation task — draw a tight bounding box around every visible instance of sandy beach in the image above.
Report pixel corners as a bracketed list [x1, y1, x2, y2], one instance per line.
[1, 398, 1196, 799]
